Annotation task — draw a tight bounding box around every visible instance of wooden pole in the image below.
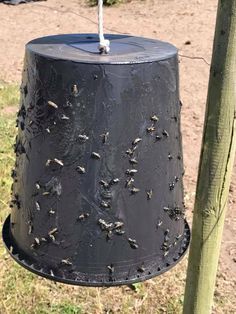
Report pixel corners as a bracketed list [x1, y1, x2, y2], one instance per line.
[183, 1, 236, 313]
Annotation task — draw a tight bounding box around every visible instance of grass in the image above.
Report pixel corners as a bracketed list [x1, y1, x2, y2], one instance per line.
[0, 83, 234, 314]
[0, 81, 19, 111]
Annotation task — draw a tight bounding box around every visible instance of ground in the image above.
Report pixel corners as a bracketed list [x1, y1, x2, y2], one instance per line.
[0, 0, 235, 313]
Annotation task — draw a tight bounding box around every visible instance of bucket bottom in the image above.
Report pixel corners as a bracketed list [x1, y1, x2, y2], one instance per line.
[2, 215, 190, 287]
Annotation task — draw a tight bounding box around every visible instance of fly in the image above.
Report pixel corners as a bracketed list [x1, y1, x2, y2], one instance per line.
[49, 234, 55, 242]
[146, 125, 155, 133]
[64, 101, 73, 108]
[78, 213, 90, 221]
[46, 158, 64, 167]
[126, 177, 134, 188]
[31, 238, 40, 249]
[176, 234, 182, 240]
[98, 219, 113, 231]
[111, 178, 119, 184]
[150, 115, 159, 122]
[132, 138, 142, 145]
[28, 223, 33, 235]
[129, 158, 138, 165]
[72, 84, 79, 96]
[128, 238, 139, 249]
[35, 201, 40, 211]
[48, 228, 58, 236]
[126, 169, 138, 176]
[168, 153, 173, 160]
[48, 101, 58, 109]
[147, 189, 153, 200]
[130, 187, 140, 194]
[76, 166, 86, 174]
[34, 237, 40, 245]
[174, 176, 179, 182]
[106, 230, 113, 240]
[99, 180, 109, 188]
[115, 229, 125, 235]
[11, 169, 17, 178]
[162, 130, 169, 137]
[164, 229, 170, 235]
[162, 241, 169, 250]
[107, 264, 114, 274]
[78, 134, 89, 142]
[54, 158, 64, 167]
[91, 152, 101, 159]
[137, 265, 145, 272]
[126, 148, 134, 156]
[101, 132, 109, 144]
[61, 259, 72, 266]
[100, 200, 111, 209]
[114, 221, 124, 229]
[61, 114, 70, 120]
[171, 116, 178, 122]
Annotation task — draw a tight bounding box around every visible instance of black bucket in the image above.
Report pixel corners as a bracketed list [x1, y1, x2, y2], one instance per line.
[2, 34, 190, 286]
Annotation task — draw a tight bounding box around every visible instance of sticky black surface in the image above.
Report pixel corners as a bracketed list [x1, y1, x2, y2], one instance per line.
[2, 34, 190, 286]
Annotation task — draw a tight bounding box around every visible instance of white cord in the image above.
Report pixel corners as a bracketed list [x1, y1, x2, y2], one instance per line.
[98, 0, 110, 54]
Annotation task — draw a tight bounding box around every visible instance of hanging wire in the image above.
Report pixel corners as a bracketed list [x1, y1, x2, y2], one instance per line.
[98, 0, 110, 54]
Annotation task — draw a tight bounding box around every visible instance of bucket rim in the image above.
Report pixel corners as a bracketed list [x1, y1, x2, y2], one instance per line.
[2, 214, 190, 287]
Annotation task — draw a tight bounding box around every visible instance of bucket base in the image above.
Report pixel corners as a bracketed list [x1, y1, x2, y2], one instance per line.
[2, 215, 190, 287]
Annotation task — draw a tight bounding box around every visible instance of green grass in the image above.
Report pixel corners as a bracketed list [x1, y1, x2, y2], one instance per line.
[0, 83, 233, 314]
[47, 303, 82, 314]
[0, 118, 16, 214]
[0, 81, 19, 111]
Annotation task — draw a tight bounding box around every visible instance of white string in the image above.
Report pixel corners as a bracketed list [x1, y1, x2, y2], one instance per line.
[98, 0, 110, 54]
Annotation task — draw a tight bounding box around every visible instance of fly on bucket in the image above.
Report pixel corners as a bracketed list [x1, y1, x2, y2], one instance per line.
[2, 34, 190, 286]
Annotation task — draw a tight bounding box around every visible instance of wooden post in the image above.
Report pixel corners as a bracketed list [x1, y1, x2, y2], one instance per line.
[183, 1, 236, 313]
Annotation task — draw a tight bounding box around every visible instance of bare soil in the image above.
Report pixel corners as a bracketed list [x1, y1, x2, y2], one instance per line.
[0, 0, 235, 311]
